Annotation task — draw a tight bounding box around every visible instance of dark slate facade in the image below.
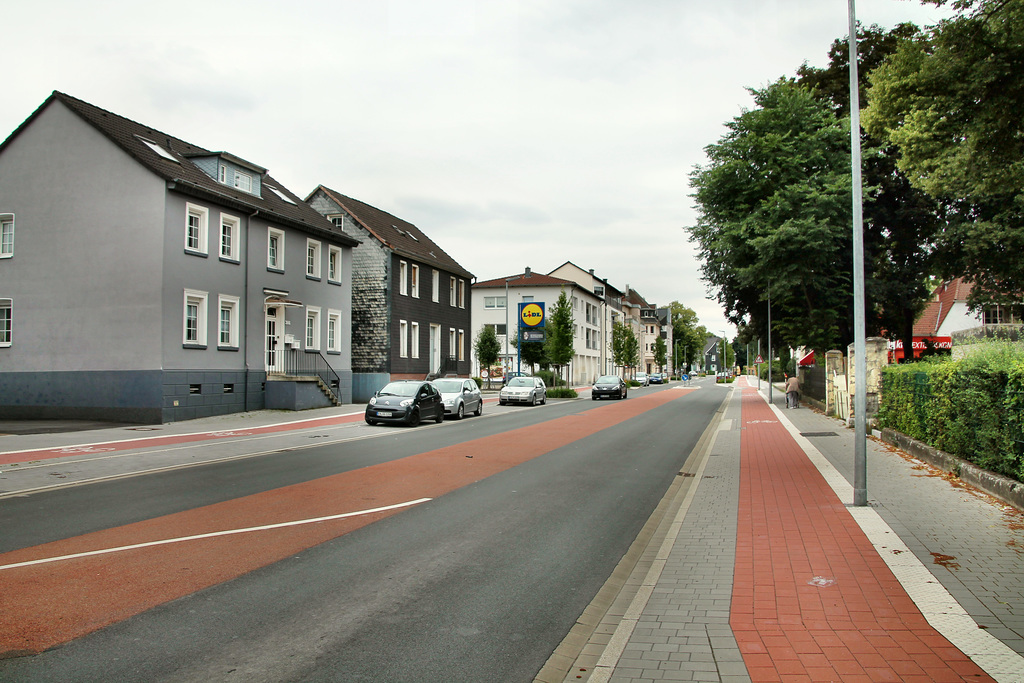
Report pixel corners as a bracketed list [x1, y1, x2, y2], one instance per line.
[307, 186, 474, 400]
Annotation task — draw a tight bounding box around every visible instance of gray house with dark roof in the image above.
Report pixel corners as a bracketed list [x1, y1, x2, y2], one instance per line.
[307, 186, 474, 400]
[0, 92, 358, 422]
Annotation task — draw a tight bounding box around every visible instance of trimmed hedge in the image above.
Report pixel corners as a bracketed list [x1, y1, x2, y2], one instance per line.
[877, 342, 1024, 482]
[546, 387, 578, 399]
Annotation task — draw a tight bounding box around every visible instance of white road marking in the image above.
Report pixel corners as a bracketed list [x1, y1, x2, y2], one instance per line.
[0, 498, 432, 572]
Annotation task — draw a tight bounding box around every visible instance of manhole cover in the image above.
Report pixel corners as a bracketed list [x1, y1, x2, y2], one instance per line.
[800, 432, 838, 437]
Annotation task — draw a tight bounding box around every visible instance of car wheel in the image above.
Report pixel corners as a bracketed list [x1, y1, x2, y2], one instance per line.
[407, 409, 421, 427]
[365, 417, 376, 425]
[434, 406, 444, 423]
[499, 399, 506, 406]
[622, 389, 627, 399]
[592, 394, 597, 400]
[541, 394, 546, 405]
[531, 393, 538, 406]
[456, 403, 465, 420]
[474, 400, 482, 416]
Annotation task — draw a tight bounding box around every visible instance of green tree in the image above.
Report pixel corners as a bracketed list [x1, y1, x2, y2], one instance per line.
[864, 0, 1024, 308]
[612, 322, 639, 374]
[688, 79, 854, 352]
[667, 302, 706, 373]
[798, 23, 943, 360]
[544, 289, 575, 385]
[653, 336, 667, 371]
[474, 326, 502, 388]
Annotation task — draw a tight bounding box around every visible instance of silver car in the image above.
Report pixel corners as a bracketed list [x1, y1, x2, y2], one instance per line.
[499, 376, 547, 406]
[431, 378, 483, 419]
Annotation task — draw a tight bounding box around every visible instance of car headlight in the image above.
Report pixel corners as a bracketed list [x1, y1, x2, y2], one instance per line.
[369, 396, 377, 406]
[400, 399, 413, 407]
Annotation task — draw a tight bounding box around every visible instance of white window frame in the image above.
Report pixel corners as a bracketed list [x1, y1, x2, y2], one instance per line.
[0, 214, 13, 258]
[432, 270, 440, 302]
[183, 289, 208, 347]
[218, 295, 240, 348]
[450, 277, 457, 306]
[411, 264, 420, 298]
[234, 169, 253, 193]
[267, 227, 285, 270]
[400, 261, 409, 296]
[219, 165, 227, 183]
[411, 322, 420, 358]
[185, 203, 209, 255]
[327, 309, 342, 353]
[306, 238, 322, 279]
[220, 213, 240, 262]
[400, 320, 409, 358]
[484, 296, 507, 309]
[0, 298, 11, 347]
[305, 306, 321, 350]
[459, 279, 466, 308]
[449, 328, 457, 357]
[458, 329, 465, 361]
[328, 245, 342, 283]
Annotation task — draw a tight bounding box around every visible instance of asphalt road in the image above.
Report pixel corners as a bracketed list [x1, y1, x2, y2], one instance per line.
[0, 381, 725, 682]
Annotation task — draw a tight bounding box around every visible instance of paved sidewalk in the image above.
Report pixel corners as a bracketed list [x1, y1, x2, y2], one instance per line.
[548, 378, 1024, 683]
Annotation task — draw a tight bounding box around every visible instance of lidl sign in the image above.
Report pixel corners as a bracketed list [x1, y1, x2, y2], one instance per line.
[519, 302, 545, 328]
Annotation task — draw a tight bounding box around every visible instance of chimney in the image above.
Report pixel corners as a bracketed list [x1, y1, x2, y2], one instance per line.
[525, 267, 532, 278]
[589, 269, 594, 276]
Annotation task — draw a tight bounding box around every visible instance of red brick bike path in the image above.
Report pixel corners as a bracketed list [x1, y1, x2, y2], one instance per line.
[732, 386, 991, 682]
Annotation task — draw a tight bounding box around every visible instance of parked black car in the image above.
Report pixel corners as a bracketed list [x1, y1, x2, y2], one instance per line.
[365, 380, 444, 426]
[591, 375, 628, 400]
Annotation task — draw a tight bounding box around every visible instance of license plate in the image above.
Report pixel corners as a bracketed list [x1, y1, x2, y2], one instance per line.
[377, 411, 392, 417]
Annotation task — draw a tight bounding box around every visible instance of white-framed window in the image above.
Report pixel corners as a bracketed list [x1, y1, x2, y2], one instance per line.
[0, 299, 11, 346]
[458, 329, 465, 361]
[218, 295, 240, 348]
[219, 165, 227, 183]
[484, 296, 507, 309]
[458, 279, 466, 308]
[267, 227, 285, 270]
[449, 277, 457, 306]
[328, 245, 342, 283]
[327, 309, 342, 353]
[411, 322, 420, 358]
[432, 270, 439, 302]
[400, 320, 409, 358]
[1, 215, 13, 258]
[485, 323, 507, 336]
[233, 169, 253, 193]
[306, 238, 321, 279]
[449, 328, 457, 356]
[185, 203, 209, 255]
[183, 289, 208, 347]
[400, 261, 408, 296]
[411, 264, 420, 298]
[138, 136, 178, 162]
[305, 306, 321, 350]
[220, 214, 240, 262]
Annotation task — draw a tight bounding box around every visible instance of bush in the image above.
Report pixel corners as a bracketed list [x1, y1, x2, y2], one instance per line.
[878, 341, 1024, 482]
[546, 387, 578, 399]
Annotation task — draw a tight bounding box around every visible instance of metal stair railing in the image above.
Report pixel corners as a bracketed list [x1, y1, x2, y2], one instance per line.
[280, 350, 342, 405]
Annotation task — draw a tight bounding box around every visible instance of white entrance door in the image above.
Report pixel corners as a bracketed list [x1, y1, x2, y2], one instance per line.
[265, 306, 285, 373]
[429, 324, 441, 375]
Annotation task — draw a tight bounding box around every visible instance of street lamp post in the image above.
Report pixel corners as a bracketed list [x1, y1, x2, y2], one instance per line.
[849, 0, 868, 507]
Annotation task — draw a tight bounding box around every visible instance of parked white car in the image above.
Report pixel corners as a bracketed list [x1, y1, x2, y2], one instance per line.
[499, 376, 547, 406]
[431, 378, 483, 419]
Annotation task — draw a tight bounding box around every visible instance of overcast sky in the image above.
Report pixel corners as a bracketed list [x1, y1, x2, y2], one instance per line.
[3, 0, 954, 338]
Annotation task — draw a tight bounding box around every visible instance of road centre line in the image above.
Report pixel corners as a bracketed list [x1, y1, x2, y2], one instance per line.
[0, 498, 432, 572]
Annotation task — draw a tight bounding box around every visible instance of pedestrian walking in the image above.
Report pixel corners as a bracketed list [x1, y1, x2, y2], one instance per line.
[785, 374, 800, 409]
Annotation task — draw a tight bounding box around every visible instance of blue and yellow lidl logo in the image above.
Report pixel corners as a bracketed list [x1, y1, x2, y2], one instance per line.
[520, 302, 545, 328]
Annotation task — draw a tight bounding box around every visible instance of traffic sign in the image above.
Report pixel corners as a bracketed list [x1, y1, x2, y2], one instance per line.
[755, 354, 765, 364]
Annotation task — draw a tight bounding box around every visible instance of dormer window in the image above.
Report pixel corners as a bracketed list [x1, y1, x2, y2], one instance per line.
[233, 170, 252, 193]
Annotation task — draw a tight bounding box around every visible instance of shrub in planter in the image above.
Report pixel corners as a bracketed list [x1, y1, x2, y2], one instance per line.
[546, 387, 578, 399]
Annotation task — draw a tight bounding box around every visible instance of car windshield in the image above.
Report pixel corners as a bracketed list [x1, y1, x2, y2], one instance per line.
[433, 380, 463, 393]
[636, 373, 647, 378]
[596, 376, 619, 384]
[507, 377, 532, 387]
[377, 382, 419, 397]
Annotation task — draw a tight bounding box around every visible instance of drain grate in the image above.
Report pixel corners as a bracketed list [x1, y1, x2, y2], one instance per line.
[800, 431, 839, 437]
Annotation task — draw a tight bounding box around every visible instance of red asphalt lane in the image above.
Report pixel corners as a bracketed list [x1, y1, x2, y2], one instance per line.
[731, 384, 991, 682]
[0, 389, 692, 656]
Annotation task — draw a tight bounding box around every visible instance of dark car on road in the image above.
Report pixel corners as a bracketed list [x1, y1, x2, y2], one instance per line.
[649, 372, 664, 384]
[365, 380, 444, 426]
[591, 375, 628, 400]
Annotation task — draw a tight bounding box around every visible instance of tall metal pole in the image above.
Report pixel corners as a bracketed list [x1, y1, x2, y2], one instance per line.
[767, 288, 773, 405]
[849, 0, 868, 506]
[757, 338, 761, 390]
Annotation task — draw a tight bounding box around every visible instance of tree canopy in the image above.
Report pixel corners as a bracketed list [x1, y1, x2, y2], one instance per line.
[864, 0, 1024, 307]
[688, 78, 854, 352]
